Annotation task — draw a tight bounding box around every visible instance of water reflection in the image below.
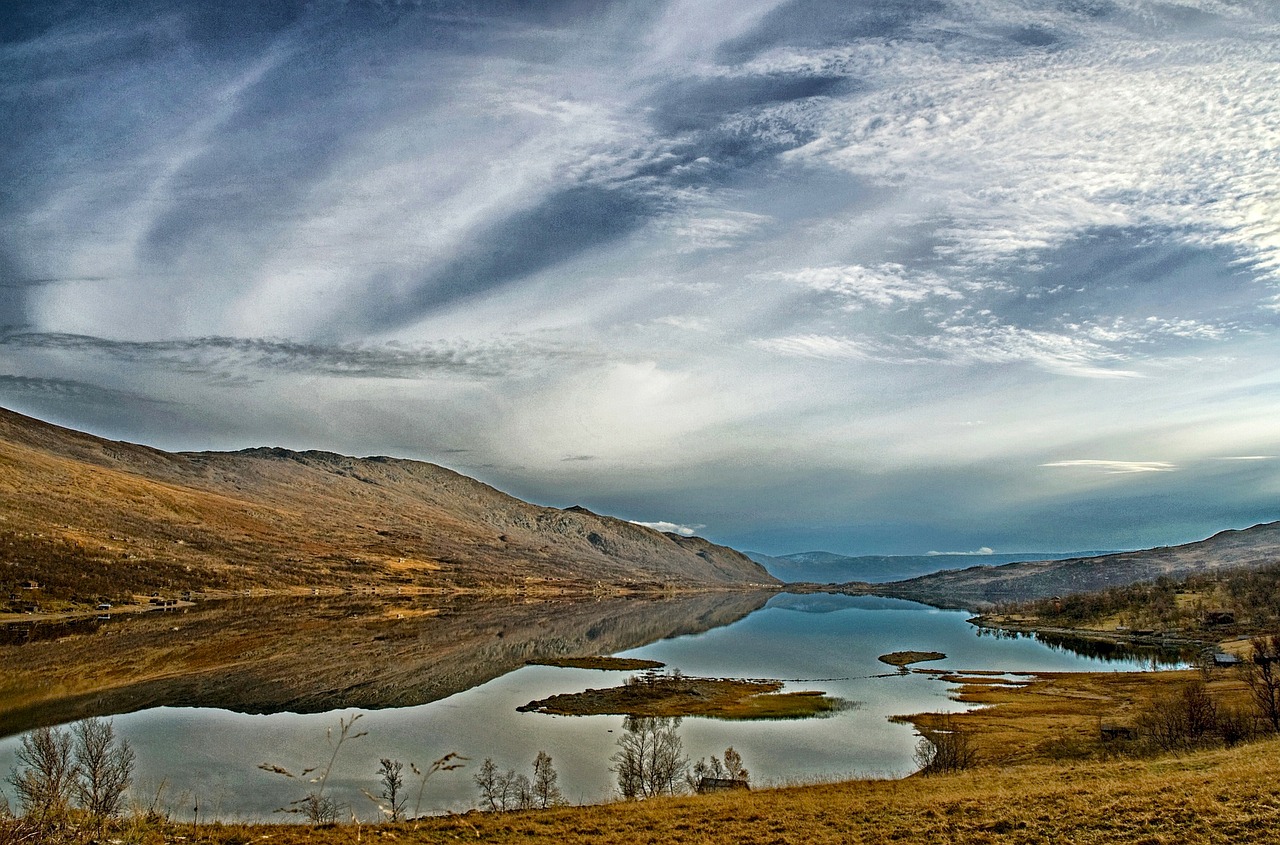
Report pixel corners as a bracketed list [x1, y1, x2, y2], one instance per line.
[0, 591, 772, 737]
[0, 591, 1189, 821]
[974, 624, 1191, 668]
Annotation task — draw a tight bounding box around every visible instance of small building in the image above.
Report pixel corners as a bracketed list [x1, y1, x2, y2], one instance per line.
[20, 580, 40, 591]
[1213, 652, 1243, 667]
[696, 778, 750, 794]
[1100, 724, 1136, 741]
[1203, 610, 1236, 626]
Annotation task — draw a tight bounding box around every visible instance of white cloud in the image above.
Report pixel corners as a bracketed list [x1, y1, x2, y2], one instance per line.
[752, 334, 874, 360]
[630, 520, 706, 537]
[1042, 460, 1178, 474]
[784, 29, 1280, 282]
[926, 547, 994, 556]
[768, 263, 964, 310]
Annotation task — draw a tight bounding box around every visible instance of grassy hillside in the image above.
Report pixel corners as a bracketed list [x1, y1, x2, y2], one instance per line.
[0, 408, 775, 611]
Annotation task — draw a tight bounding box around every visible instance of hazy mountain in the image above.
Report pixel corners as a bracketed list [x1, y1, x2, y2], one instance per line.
[0, 408, 775, 605]
[869, 522, 1280, 608]
[745, 550, 1118, 584]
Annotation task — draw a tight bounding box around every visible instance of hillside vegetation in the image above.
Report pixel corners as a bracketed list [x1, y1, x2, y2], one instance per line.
[0, 408, 774, 612]
[1000, 562, 1280, 640]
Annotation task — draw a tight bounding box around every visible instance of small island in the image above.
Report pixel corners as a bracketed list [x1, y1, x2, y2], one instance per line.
[878, 650, 947, 668]
[527, 656, 666, 671]
[518, 672, 850, 720]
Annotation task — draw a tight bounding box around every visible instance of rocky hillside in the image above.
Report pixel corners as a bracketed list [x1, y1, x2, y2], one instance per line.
[0, 408, 775, 606]
[872, 522, 1280, 607]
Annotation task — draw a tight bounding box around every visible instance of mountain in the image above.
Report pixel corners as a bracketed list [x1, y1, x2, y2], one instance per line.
[0, 408, 775, 607]
[870, 522, 1280, 607]
[745, 549, 1119, 584]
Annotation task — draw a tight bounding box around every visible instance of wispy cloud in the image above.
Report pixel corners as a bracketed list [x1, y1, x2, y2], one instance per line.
[0, 332, 596, 382]
[1042, 460, 1178, 474]
[631, 520, 706, 537]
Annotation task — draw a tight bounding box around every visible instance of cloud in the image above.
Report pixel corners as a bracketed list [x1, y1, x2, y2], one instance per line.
[752, 334, 874, 360]
[0, 331, 597, 383]
[630, 520, 706, 537]
[926, 547, 994, 556]
[768, 263, 964, 310]
[0, 374, 174, 406]
[1042, 460, 1178, 474]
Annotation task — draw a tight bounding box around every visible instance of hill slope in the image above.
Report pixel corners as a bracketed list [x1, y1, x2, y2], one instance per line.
[874, 522, 1280, 607]
[747, 549, 1118, 584]
[0, 408, 774, 606]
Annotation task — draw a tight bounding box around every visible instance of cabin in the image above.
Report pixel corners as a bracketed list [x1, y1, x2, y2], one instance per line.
[1203, 610, 1236, 626]
[1212, 652, 1242, 667]
[696, 778, 750, 794]
[20, 580, 40, 591]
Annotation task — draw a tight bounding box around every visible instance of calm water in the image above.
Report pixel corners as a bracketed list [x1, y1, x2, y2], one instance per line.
[0, 593, 1179, 821]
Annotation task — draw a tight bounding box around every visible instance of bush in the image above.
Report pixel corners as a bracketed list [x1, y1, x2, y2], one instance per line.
[914, 716, 977, 775]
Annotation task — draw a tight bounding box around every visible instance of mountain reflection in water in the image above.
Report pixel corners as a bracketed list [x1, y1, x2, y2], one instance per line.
[0, 591, 773, 737]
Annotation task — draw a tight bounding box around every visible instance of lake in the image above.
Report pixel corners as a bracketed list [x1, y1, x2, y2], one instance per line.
[0, 592, 1182, 821]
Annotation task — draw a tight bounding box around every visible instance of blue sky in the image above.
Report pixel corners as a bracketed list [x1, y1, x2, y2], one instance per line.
[1, 0, 1277, 555]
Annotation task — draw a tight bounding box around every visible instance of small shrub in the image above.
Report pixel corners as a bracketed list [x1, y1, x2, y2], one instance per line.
[914, 716, 977, 775]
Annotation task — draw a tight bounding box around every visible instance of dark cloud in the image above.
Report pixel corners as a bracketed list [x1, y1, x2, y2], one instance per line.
[993, 227, 1268, 330]
[648, 74, 851, 135]
[0, 332, 589, 382]
[0, 374, 173, 406]
[716, 0, 947, 63]
[354, 184, 660, 331]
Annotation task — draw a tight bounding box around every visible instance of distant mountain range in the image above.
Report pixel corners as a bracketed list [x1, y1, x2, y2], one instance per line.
[744, 550, 1120, 585]
[866, 522, 1280, 607]
[0, 407, 774, 606]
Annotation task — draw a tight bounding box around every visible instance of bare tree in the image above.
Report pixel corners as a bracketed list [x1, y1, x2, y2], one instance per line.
[6, 725, 75, 829]
[723, 747, 749, 784]
[1242, 635, 1280, 731]
[914, 716, 977, 775]
[611, 717, 688, 799]
[377, 758, 405, 822]
[532, 751, 564, 808]
[508, 773, 534, 811]
[474, 759, 503, 812]
[73, 717, 134, 826]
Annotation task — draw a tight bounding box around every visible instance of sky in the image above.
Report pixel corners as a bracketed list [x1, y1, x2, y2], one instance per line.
[2, 0, 1278, 557]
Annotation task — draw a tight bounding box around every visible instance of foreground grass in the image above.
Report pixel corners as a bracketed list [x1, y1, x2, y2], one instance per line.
[55, 737, 1280, 844]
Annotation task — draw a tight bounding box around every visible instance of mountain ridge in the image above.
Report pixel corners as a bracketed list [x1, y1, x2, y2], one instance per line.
[864, 522, 1280, 607]
[0, 407, 775, 609]
[746, 549, 1123, 584]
